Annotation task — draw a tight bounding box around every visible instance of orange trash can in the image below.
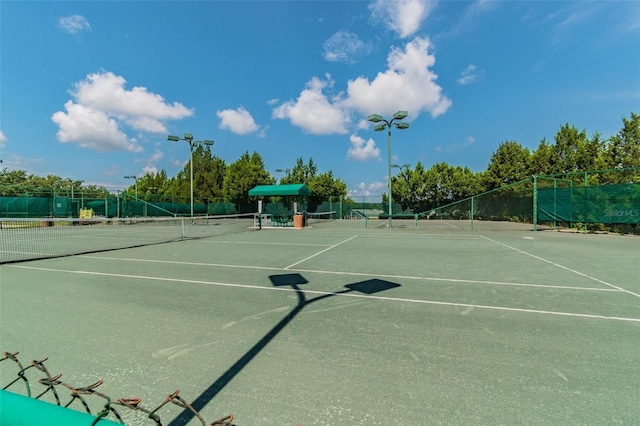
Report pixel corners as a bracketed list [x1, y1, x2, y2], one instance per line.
[293, 214, 304, 228]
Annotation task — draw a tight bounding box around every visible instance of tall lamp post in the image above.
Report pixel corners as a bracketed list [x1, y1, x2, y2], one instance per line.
[367, 111, 410, 229]
[167, 133, 214, 217]
[124, 175, 139, 198]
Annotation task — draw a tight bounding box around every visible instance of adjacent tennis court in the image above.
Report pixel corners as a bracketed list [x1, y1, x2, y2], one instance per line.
[1, 218, 639, 425]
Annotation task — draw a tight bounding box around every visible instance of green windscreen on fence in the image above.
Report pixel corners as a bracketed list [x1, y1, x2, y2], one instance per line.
[538, 182, 640, 224]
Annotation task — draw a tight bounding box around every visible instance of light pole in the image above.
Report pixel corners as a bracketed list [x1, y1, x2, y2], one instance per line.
[167, 133, 214, 217]
[124, 175, 139, 198]
[392, 163, 411, 173]
[367, 111, 410, 229]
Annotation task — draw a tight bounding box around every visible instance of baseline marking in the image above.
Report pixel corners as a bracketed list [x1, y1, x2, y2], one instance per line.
[284, 235, 358, 269]
[7, 265, 640, 323]
[481, 235, 640, 298]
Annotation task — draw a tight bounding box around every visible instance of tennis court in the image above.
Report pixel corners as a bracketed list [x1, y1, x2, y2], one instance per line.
[1, 217, 639, 425]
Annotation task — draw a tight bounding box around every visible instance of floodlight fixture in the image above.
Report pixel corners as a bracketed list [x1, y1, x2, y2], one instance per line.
[167, 135, 180, 141]
[124, 175, 139, 198]
[367, 114, 383, 123]
[373, 123, 386, 132]
[391, 163, 411, 170]
[202, 140, 214, 146]
[393, 110, 408, 120]
[183, 133, 194, 140]
[395, 122, 410, 129]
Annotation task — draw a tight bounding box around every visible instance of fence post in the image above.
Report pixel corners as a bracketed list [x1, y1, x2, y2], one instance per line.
[533, 175, 538, 232]
[470, 196, 474, 230]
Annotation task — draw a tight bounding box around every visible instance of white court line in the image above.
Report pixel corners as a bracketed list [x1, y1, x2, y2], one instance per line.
[481, 235, 640, 299]
[439, 221, 458, 228]
[6, 265, 640, 323]
[79, 255, 620, 293]
[195, 240, 331, 247]
[284, 235, 358, 269]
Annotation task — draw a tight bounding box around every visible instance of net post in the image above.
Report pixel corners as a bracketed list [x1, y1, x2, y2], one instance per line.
[181, 217, 185, 240]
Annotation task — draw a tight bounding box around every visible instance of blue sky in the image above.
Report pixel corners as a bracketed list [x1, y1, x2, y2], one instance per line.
[1, 0, 639, 196]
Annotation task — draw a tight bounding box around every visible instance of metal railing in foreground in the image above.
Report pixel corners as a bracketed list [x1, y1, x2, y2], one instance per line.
[0, 213, 258, 264]
[1, 351, 234, 425]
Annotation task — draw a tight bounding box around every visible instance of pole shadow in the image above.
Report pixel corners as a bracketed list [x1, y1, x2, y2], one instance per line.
[169, 275, 400, 425]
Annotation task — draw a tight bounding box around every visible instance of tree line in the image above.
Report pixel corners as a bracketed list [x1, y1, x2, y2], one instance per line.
[391, 112, 639, 213]
[1, 112, 637, 213]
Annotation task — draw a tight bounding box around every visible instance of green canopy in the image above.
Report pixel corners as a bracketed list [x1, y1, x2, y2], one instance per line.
[248, 183, 311, 197]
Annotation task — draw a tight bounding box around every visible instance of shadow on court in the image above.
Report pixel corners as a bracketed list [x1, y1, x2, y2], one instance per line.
[169, 274, 400, 425]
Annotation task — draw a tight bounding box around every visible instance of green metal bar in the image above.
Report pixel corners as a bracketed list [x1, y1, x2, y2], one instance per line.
[416, 177, 534, 218]
[538, 166, 640, 178]
[584, 171, 588, 233]
[470, 196, 474, 230]
[533, 175, 538, 232]
[570, 180, 573, 228]
[553, 178, 557, 229]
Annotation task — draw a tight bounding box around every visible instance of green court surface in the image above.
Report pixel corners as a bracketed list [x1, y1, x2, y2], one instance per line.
[1, 219, 639, 425]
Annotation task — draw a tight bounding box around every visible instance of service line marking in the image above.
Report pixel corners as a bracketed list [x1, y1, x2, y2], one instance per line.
[78, 254, 622, 293]
[6, 264, 640, 323]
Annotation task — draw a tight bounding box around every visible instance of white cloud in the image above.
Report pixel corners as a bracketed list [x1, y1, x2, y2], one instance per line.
[217, 107, 261, 135]
[0, 130, 6, 148]
[457, 64, 483, 85]
[369, 0, 436, 38]
[347, 134, 381, 161]
[58, 15, 91, 34]
[345, 37, 452, 118]
[51, 101, 142, 152]
[142, 166, 159, 175]
[272, 37, 450, 137]
[272, 74, 350, 135]
[51, 71, 193, 152]
[72, 71, 193, 132]
[441, 0, 497, 38]
[323, 31, 371, 63]
[349, 181, 387, 196]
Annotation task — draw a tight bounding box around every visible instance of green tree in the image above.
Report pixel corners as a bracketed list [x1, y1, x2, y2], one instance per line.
[167, 145, 227, 204]
[605, 112, 640, 183]
[553, 123, 591, 173]
[135, 170, 171, 201]
[530, 138, 561, 176]
[307, 171, 347, 202]
[280, 157, 318, 185]
[279, 157, 347, 209]
[224, 151, 273, 209]
[485, 141, 531, 189]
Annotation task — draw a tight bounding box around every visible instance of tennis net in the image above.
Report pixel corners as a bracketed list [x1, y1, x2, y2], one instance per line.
[306, 211, 336, 225]
[0, 213, 258, 264]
